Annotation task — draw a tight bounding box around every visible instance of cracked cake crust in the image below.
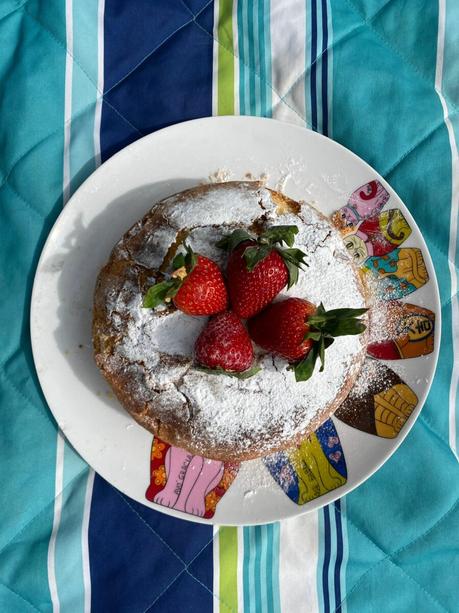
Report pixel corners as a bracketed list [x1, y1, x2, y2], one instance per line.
[93, 182, 369, 461]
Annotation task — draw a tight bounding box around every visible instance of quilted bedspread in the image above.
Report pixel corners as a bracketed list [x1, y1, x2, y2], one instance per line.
[1, 1, 459, 611]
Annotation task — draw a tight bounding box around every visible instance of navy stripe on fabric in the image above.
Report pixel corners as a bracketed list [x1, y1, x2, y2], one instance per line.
[334, 500, 344, 611]
[321, 0, 329, 136]
[89, 476, 214, 613]
[310, 0, 318, 131]
[322, 506, 331, 613]
[101, 0, 214, 161]
[93, 2, 215, 610]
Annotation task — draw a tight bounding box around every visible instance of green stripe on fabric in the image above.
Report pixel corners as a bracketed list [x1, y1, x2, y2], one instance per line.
[217, 0, 235, 115]
[219, 527, 238, 613]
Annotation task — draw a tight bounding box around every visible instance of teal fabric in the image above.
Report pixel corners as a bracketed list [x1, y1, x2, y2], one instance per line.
[1, 1, 459, 611]
[331, 1, 459, 611]
[0, 2, 67, 611]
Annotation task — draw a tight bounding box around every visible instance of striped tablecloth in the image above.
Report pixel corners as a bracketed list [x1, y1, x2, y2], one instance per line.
[1, 1, 459, 611]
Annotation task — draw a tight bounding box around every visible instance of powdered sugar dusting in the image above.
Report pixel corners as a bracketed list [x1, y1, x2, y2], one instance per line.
[101, 183, 368, 458]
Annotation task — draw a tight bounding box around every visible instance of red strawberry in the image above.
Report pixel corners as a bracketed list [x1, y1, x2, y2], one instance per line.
[143, 244, 227, 316]
[195, 311, 255, 374]
[217, 226, 307, 319]
[249, 298, 367, 381]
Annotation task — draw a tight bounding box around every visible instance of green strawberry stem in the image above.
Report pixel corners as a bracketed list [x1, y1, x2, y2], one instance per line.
[216, 225, 307, 288]
[143, 242, 198, 309]
[196, 365, 262, 379]
[294, 303, 368, 382]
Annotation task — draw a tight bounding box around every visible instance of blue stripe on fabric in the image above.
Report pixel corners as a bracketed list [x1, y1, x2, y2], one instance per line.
[334, 500, 344, 611]
[321, 0, 329, 136]
[89, 476, 213, 612]
[94, 2, 214, 610]
[322, 506, 331, 613]
[310, 0, 318, 130]
[101, 0, 214, 161]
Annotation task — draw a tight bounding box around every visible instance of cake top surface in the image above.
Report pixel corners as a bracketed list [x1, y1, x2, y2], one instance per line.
[98, 182, 368, 459]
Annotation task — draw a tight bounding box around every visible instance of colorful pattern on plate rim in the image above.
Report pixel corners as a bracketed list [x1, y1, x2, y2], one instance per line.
[145, 179, 434, 515]
[145, 438, 239, 519]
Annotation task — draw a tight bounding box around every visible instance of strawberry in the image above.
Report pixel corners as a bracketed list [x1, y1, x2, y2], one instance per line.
[195, 311, 259, 376]
[217, 226, 307, 318]
[143, 244, 227, 316]
[249, 298, 367, 381]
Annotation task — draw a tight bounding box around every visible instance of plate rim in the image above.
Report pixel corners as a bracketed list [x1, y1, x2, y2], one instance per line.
[30, 115, 442, 525]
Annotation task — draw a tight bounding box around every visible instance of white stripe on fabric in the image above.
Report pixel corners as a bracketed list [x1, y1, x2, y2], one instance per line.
[435, 0, 459, 461]
[93, 0, 105, 167]
[48, 432, 65, 613]
[82, 469, 95, 613]
[212, 527, 220, 613]
[279, 512, 320, 612]
[62, 0, 73, 205]
[269, 0, 306, 124]
[232, 0, 240, 115]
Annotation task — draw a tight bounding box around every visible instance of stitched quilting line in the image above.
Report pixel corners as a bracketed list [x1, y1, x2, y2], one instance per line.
[344, 0, 459, 115]
[335, 496, 459, 612]
[0, 579, 42, 613]
[419, 414, 454, 457]
[0, 465, 88, 562]
[0, 1, 210, 195]
[383, 113, 458, 178]
[0, 362, 55, 425]
[115, 492, 236, 613]
[0, 0, 29, 24]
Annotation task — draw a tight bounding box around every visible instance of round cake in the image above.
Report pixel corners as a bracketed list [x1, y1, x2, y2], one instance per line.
[93, 181, 369, 461]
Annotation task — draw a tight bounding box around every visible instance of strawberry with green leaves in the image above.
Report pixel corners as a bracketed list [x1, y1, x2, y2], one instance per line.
[248, 298, 367, 382]
[217, 225, 307, 319]
[195, 311, 260, 377]
[143, 244, 227, 316]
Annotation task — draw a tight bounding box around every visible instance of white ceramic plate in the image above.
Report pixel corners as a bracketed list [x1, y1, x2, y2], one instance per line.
[31, 117, 440, 525]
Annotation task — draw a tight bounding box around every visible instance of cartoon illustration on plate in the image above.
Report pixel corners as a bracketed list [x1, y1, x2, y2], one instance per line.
[335, 358, 418, 438]
[146, 437, 239, 518]
[263, 419, 347, 505]
[363, 248, 429, 300]
[343, 209, 411, 265]
[368, 301, 435, 359]
[332, 180, 389, 229]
